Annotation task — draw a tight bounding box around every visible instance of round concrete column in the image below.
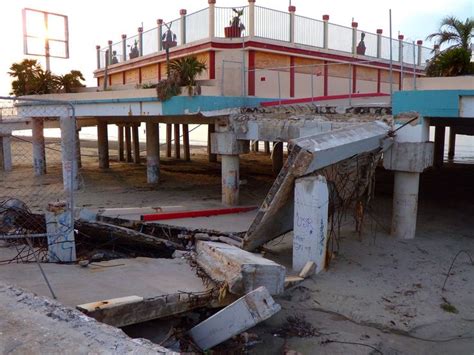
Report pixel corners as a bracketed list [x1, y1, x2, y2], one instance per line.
[97, 121, 109, 169]
[32, 118, 46, 176]
[146, 122, 160, 184]
[222, 154, 239, 205]
[391, 171, 420, 239]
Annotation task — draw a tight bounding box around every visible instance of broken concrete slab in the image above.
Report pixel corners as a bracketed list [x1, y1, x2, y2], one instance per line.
[196, 241, 286, 295]
[243, 121, 391, 251]
[0, 282, 174, 354]
[188, 286, 281, 350]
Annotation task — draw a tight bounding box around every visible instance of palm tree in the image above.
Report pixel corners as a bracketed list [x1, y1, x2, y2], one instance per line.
[168, 56, 207, 94]
[57, 70, 85, 93]
[426, 16, 473, 52]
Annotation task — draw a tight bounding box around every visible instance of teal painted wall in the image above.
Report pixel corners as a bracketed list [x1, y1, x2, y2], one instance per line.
[161, 96, 275, 115]
[393, 90, 474, 118]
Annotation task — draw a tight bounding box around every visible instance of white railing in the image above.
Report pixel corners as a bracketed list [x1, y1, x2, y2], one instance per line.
[96, 4, 434, 70]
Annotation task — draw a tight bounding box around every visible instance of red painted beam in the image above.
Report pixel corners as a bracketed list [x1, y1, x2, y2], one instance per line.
[141, 206, 258, 222]
[248, 50, 256, 96]
[209, 51, 216, 80]
[261, 92, 389, 107]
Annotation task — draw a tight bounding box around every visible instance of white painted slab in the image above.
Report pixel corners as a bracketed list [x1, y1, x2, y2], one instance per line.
[293, 175, 329, 272]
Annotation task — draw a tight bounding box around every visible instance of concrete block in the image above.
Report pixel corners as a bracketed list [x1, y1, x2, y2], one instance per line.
[383, 142, 434, 173]
[211, 132, 249, 155]
[188, 286, 280, 350]
[293, 175, 329, 273]
[298, 261, 316, 278]
[196, 241, 286, 295]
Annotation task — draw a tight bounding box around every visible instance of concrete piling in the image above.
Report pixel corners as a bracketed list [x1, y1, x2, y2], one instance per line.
[448, 127, 456, 161]
[208, 124, 217, 162]
[272, 141, 284, 175]
[125, 124, 132, 162]
[183, 124, 190, 161]
[264, 141, 270, 155]
[118, 125, 125, 161]
[391, 172, 420, 239]
[166, 124, 172, 158]
[173, 124, 180, 159]
[132, 124, 140, 164]
[0, 135, 12, 172]
[146, 122, 160, 184]
[60, 116, 79, 191]
[97, 121, 109, 169]
[75, 128, 82, 169]
[433, 125, 445, 168]
[221, 154, 239, 205]
[32, 118, 46, 176]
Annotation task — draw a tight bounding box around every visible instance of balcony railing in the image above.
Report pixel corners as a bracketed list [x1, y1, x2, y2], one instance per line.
[95, 2, 435, 70]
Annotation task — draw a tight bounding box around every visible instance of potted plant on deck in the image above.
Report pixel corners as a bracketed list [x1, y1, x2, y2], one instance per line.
[224, 8, 245, 38]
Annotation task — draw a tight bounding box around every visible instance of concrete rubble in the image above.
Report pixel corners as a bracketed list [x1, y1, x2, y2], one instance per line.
[188, 286, 281, 350]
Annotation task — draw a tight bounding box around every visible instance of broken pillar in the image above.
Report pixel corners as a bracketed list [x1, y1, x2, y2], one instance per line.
[125, 124, 132, 162]
[188, 286, 280, 350]
[46, 201, 76, 262]
[433, 125, 445, 168]
[145, 122, 160, 184]
[272, 141, 284, 175]
[132, 124, 140, 164]
[117, 124, 125, 161]
[222, 154, 239, 205]
[183, 123, 190, 161]
[448, 127, 456, 161]
[208, 124, 217, 162]
[173, 124, 180, 159]
[196, 241, 285, 295]
[384, 116, 432, 239]
[60, 116, 79, 191]
[97, 121, 109, 169]
[32, 118, 46, 175]
[0, 134, 12, 172]
[293, 175, 329, 273]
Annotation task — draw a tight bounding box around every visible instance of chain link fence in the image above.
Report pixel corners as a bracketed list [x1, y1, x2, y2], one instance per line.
[0, 97, 76, 265]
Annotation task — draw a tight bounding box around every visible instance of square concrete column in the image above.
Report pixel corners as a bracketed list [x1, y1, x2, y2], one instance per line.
[293, 175, 329, 273]
[32, 118, 46, 176]
[46, 201, 76, 262]
[322, 15, 329, 49]
[97, 121, 109, 169]
[146, 122, 160, 184]
[208, 0, 216, 39]
[0, 135, 12, 172]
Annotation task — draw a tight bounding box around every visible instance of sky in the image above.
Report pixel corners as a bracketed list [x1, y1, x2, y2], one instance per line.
[0, 0, 472, 95]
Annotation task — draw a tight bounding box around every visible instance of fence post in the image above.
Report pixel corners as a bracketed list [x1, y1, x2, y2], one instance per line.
[351, 21, 358, 55]
[157, 19, 163, 51]
[121, 34, 127, 61]
[96, 45, 101, 69]
[416, 40, 423, 66]
[208, 0, 216, 39]
[288, 5, 296, 43]
[107, 40, 113, 65]
[398, 34, 404, 63]
[248, 0, 256, 38]
[180, 9, 187, 45]
[376, 29, 382, 58]
[138, 27, 143, 56]
[322, 15, 329, 49]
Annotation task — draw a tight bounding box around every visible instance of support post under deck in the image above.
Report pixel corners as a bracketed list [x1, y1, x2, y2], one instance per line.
[32, 118, 46, 176]
[146, 122, 160, 184]
[97, 121, 109, 169]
